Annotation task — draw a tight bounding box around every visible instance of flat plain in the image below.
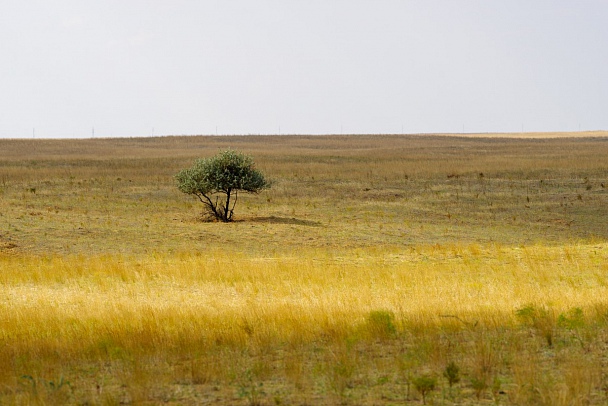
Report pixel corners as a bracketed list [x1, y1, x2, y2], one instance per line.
[1, 133, 608, 405]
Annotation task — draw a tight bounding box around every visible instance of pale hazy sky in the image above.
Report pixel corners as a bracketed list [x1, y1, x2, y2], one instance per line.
[1, 1, 607, 138]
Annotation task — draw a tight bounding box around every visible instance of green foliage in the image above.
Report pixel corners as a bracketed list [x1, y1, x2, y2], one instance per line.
[325, 349, 357, 403]
[443, 361, 460, 388]
[366, 310, 397, 339]
[515, 304, 556, 347]
[175, 150, 270, 222]
[20, 374, 73, 404]
[237, 369, 265, 406]
[515, 304, 538, 322]
[470, 376, 488, 400]
[557, 307, 585, 330]
[491, 376, 503, 400]
[412, 374, 436, 404]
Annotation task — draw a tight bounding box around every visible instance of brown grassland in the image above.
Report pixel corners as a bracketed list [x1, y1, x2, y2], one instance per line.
[0, 132, 608, 405]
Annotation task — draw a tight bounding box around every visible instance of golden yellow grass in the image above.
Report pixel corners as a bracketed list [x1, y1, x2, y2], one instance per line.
[1, 244, 608, 404]
[1, 133, 608, 404]
[1, 243, 607, 351]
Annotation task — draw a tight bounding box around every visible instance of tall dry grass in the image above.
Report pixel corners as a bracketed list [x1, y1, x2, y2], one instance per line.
[2, 243, 607, 353]
[1, 134, 608, 403]
[1, 244, 608, 403]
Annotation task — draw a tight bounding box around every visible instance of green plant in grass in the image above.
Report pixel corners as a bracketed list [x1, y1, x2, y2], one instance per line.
[366, 310, 397, 339]
[21, 374, 72, 404]
[175, 150, 270, 222]
[470, 376, 488, 401]
[443, 360, 461, 390]
[412, 374, 436, 404]
[491, 376, 503, 404]
[398, 351, 420, 401]
[325, 353, 356, 403]
[237, 369, 266, 406]
[557, 307, 585, 330]
[516, 304, 556, 347]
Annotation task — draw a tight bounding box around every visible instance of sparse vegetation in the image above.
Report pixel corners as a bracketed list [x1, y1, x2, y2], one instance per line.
[413, 374, 437, 404]
[366, 310, 397, 339]
[444, 361, 461, 389]
[0, 133, 607, 404]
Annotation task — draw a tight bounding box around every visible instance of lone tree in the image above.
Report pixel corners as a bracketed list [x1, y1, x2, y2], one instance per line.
[175, 150, 270, 222]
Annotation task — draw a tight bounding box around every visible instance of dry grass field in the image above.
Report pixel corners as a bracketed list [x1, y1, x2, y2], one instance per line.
[0, 133, 608, 405]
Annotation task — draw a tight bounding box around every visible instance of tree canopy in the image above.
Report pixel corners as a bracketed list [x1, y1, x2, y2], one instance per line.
[175, 150, 270, 222]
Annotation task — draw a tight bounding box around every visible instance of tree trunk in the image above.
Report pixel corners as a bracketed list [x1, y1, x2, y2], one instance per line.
[223, 188, 232, 221]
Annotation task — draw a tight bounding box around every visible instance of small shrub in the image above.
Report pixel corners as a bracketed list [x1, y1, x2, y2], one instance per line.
[412, 374, 436, 404]
[366, 310, 397, 339]
[237, 369, 266, 406]
[470, 376, 488, 400]
[516, 304, 555, 347]
[491, 376, 503, 401]
[557, 307, 585, 330]
[443, 361, 460, 388]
